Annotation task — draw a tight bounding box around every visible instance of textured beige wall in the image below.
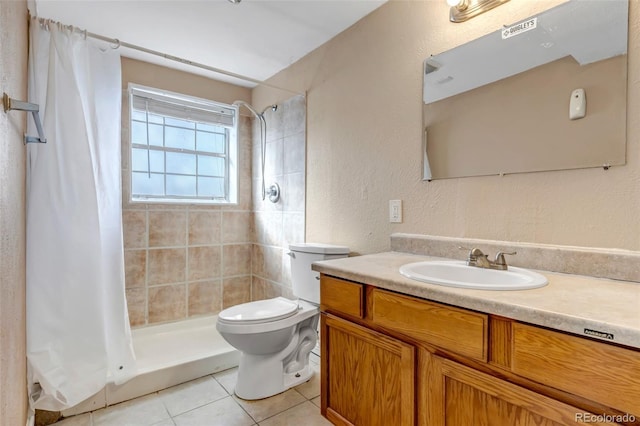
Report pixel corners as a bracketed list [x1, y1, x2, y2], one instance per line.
[254, 0, 640, 254]
[0, 0, 28, 424]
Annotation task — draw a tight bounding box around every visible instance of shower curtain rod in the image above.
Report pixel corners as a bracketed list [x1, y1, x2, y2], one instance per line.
[32, 16, 303, 96]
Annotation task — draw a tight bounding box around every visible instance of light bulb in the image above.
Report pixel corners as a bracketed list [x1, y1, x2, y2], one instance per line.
[446, 0, 462, 7]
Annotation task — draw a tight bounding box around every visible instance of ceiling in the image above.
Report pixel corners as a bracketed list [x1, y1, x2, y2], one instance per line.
[33, 0, 388, 87]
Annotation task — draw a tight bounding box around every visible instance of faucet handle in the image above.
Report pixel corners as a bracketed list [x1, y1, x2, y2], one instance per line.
[459, 246, 486, 262]
[494, 251, 517, 266]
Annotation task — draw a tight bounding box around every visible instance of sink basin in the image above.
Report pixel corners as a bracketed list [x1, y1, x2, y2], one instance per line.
[399, 260, 548, 290]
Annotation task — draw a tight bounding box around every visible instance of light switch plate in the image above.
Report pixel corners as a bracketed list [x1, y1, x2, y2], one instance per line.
[389, 200, 402, 223]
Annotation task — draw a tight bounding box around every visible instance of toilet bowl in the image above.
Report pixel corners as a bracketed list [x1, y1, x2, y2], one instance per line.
[216, 243, 349, 400]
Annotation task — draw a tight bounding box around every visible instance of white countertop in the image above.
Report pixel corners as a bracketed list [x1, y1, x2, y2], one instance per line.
[312, 251, 640, 349]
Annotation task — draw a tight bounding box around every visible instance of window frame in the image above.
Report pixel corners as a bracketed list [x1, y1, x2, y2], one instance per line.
[127, 83, 239, 205]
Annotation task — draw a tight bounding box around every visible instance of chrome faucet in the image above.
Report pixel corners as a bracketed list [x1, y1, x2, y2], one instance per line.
[459, 247, 517, 271]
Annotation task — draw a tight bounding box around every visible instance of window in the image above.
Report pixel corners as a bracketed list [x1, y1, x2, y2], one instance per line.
[128, 84, 238, 204]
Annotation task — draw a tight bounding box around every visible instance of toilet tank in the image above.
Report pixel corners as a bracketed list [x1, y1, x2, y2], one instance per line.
[289, 243, 349, 304]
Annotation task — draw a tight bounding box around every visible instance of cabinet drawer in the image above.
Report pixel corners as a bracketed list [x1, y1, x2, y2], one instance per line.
[320, 276, 364, 318]
[512, 322, 640, 416]
[371, 289, 488, 361]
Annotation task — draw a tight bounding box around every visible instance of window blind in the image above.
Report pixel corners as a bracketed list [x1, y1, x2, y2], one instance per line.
[130, 86, 236, 127]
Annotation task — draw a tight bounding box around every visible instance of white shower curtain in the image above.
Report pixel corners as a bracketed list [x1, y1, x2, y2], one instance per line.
[26, 19, 136, 413]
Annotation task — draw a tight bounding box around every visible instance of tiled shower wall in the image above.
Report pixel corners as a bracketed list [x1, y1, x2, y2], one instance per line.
[122, 115, 254, 326]
[120, 59, 306, 326]
[251, 95, 307, 300]
[121, 59, 254, 327]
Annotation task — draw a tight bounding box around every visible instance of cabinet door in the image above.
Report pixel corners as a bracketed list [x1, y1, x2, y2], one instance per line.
[321, 313, 415, 426]
[428, 356, 615, 426]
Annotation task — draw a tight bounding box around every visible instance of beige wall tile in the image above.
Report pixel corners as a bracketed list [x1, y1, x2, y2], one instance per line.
[264, 139, 283, 179]
[188, 280, 222, 316]
[148, 284, 186, 323]
[122, 210, 147, 249]
[121, 59, 255, 327]
[263, 105, 284, 144]
[126, 287, 147, 327]
[281, 252, 292, 288]
[252, 244, 283, 283]
[282, 172, 305, 213]
[283, 95, 306, 137]
[283, 212, 304, 247]
[149, 211, 187, 247]
[188, 246, 222, 281]
[235, 116, 253, 213]
[283, 132, 306, 174]
[124, 250, 146, 288]
[119, 73, 304, 327]
[252, 276, 293, 302]
[189, 211, 221, 245]
[148, 248, 186, 285]
[223, 244, 251, 277]
[222, 276, 252, 309]
[222, 212, 251, 243]
[253, 211, 283, 246]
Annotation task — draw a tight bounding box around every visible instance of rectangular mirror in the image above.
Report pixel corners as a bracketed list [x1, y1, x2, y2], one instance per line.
[422, 0, 628, 180]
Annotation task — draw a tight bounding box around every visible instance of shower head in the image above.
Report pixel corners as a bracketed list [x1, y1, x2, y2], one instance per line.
[261, 104, 278, 114]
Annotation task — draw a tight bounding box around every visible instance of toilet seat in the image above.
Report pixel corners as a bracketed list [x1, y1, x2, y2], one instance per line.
[218, 297, 299, 324]
[217, 298, 318, 334]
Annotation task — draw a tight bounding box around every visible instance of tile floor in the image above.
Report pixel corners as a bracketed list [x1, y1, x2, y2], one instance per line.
[53, 355, 331, 426]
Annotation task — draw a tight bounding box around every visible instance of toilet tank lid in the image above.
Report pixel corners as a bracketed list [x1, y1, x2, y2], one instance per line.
[289, 243, 350, 255]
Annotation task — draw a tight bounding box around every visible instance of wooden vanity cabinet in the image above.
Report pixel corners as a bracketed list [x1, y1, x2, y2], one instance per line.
[321, 314, 415, 426]
[320, 275, 640, 426]
[427, 355, 609, 426]
[511, 322, 640, 417]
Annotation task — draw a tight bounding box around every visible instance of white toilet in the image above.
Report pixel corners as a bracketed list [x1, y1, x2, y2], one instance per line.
[216, 243, 349, 400]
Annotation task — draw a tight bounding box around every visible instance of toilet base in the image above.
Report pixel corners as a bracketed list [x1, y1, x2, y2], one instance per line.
[234, 355, 314, 400]
[233, 317, 318, 400]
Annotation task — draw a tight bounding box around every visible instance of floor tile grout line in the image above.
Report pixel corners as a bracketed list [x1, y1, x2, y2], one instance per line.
[161, 374, 235, 421]
[82, 363, 320, 426]
[162, 393, 230, 421]
[228, 395, 259, 424]
[209, 368, 303, 425]
[254, 398, 310, 425]
[160, 393, 172, 422]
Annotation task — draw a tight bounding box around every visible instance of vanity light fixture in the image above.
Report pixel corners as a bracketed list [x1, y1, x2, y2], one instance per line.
[447, 0, 510, 23]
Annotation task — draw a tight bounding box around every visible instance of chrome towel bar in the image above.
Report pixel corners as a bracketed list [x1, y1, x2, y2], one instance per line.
[2, 92, 47, 144]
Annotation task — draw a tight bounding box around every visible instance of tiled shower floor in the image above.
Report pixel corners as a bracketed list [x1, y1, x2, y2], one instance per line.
[53, 355, 330, 426]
